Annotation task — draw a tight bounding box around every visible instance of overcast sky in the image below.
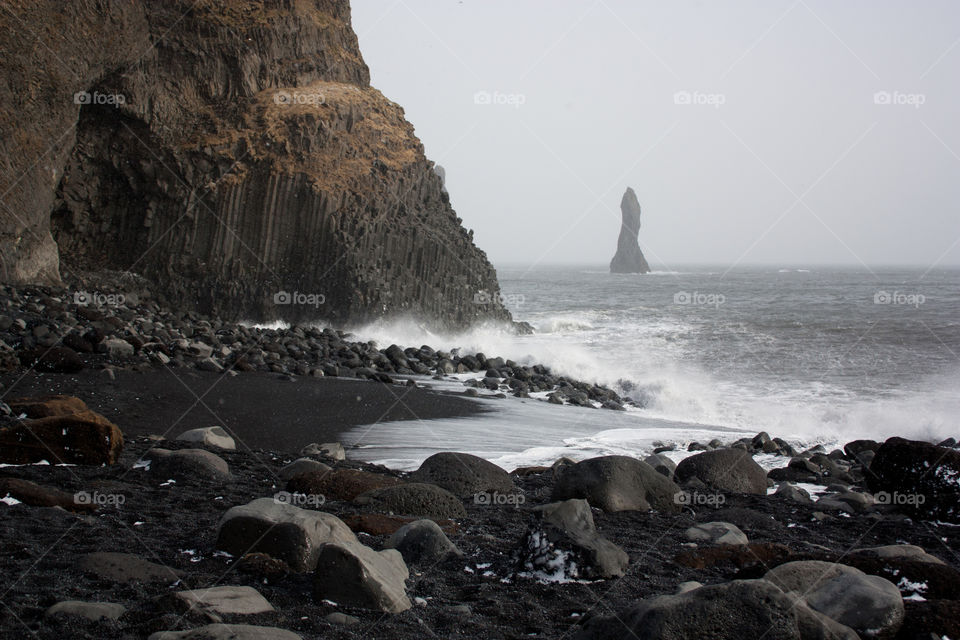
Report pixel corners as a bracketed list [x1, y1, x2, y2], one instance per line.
[351, 1, 960, 269]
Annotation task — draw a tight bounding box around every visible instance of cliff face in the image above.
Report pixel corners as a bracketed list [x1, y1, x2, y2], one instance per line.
[610, 187, 651, 274]
[0, 0, 510, 328]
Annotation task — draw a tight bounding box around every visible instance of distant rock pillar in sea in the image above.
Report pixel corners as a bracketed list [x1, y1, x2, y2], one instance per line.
[610, 187, 651, 273]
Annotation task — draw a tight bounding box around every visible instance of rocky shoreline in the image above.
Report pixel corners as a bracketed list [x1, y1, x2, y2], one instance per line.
[2, 285, 960, 639]
[0, 284, 628, 413]
[1, 405, 959, 639]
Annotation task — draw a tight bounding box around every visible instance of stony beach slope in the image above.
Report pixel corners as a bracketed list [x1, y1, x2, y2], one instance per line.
[1, 285, 959, 639]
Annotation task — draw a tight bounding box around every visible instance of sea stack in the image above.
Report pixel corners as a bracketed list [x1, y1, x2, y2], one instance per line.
[609, 187, 651, 274]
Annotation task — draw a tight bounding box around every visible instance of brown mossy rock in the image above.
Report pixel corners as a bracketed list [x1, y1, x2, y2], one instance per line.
[236, 553, 292, 583]
[8, 395, 91, 418]
[286, 468, 401, 502]
[0, 397, 123, 465]
[674, 542, 794, 570]
[0, 477, 96, 513]
[17, 347, 84, 373]
[354, 483, 466, 519]
[898, 600, 960, 640]
[340, 513, 459, 537]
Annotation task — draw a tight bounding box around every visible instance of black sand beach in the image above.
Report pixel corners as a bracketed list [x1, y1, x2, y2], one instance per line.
[0, 370, 489, 454]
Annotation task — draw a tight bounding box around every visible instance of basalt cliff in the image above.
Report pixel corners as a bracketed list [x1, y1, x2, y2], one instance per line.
[609, 187, 650, 274]
[0, 0, 511, 328]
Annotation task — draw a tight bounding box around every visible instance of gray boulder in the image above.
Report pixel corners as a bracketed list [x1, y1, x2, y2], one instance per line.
[301, 442, 346, 460]
[175, 426, 236, 451]
[174, 586, 274, 620]
[148, 625, 302, 640]
[552, 455, 681, 513]
[575, 579, 858, 639]
[313, 542, 411, 613]
[279, 458, 332, 482]
[775, 483, 814, 505]
[643, 453, 676, 478]
[684, 521, 749, 545]
[140, 448, 230, 481]
[516, 498, 630, 580]
[77, 552, 183, 584]
[45, 601, 126, 621]
[849, 544, 944, 565]
[354, 482, 466, 519]
[675, 448, 767, 494]
[102, 338, 134, 357]
[385, 519, 461, 565]
[216, 498, 357, 571]
[408, 452, 516, 499]
[765, 560, 904, 639]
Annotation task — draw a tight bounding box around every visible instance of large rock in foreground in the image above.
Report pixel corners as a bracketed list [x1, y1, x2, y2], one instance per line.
[675, 448, 768, 495]
[354, 483, 466, 519]
[0, 0, 513, 330]
[148, 625, 302, 640]
[141, 448, 231, 481]
[515, 499, 629, 580]
[216, 498, 357, 572]
[866, 437, 960, 523]
[408, 452, 517, 499]
[575, 579, 858, 640]
[313, 542, 411, 613]
[0, 396, 123, 465]
[385, 519, 461, 566]
[765, 560, 904, 639]
[609, 187, 651, 274]
[552, 456, 681, 513]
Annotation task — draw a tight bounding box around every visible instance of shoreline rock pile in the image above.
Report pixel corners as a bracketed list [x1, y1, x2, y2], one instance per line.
[1, 393, 958, 638]
[0, 284, 630, 412]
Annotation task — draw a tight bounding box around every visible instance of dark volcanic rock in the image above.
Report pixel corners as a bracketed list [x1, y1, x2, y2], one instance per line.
[140, 448, 231, 481]
[312, 542, 411, 613]
[385, 519, 462, 566]
[609, 187, 651, 274]
[764, 560, 904, 639]
[286, 468, 401, 502]
[515, 499, 630, 580]
[675, 448, 768, 495]
[409, 451, 517, 499]
[898, 600, 960, 640]
[18, 346, 83, 373]
[0, 0, 512, 330]
[552, 455, 681, 513]
[216, 498, 358, 572]
[354, 483, 467, 519]
[77, 552, 183, 585]
[867, 437, 960, 523]
[575, 579, 859, 640]
[0, 477, 95, 513]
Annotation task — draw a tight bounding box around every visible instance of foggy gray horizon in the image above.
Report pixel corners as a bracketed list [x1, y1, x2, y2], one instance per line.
[352, 0, 960, 270]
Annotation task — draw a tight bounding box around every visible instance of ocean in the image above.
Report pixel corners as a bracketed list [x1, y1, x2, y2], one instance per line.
[343, 265, 960, 471]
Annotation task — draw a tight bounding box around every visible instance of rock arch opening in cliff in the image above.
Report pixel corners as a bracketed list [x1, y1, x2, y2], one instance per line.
[50, 100, 183, 286]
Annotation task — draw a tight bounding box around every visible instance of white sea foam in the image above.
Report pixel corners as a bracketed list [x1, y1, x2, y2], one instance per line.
[343, 301, 959, 470]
